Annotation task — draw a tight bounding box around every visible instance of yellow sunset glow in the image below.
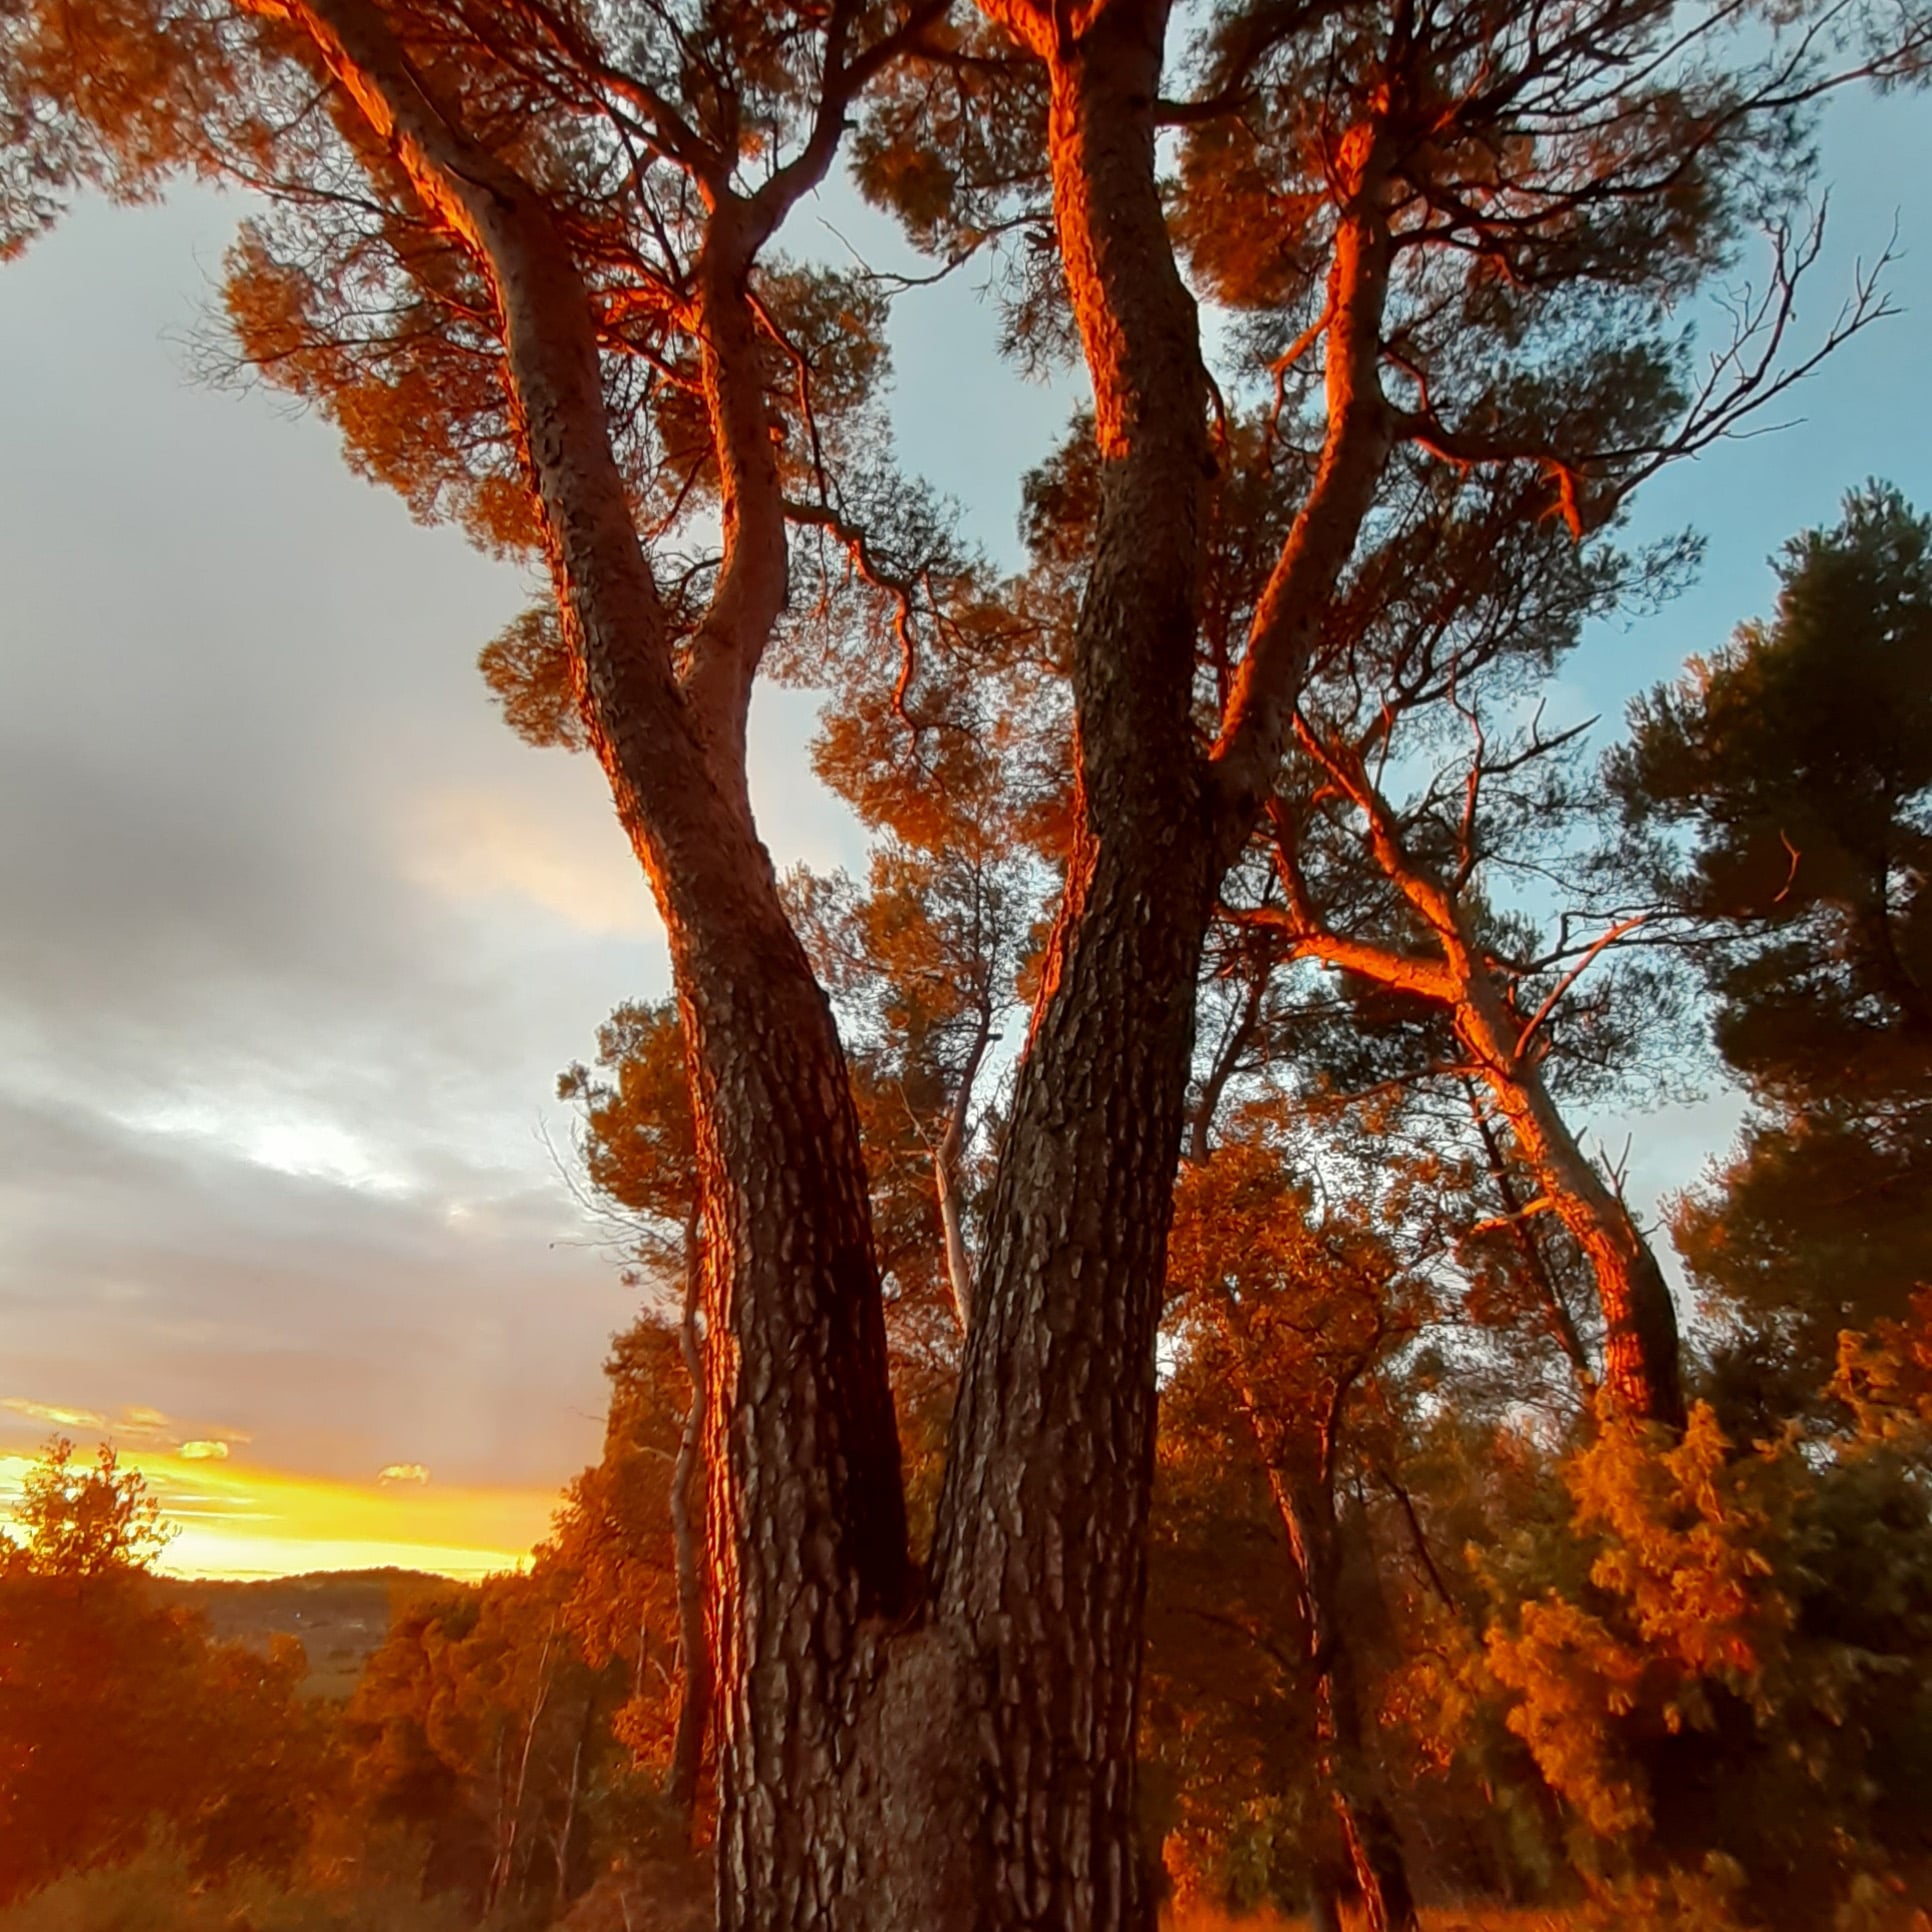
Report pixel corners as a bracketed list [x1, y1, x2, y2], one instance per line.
[0, 1445, 559, 1580]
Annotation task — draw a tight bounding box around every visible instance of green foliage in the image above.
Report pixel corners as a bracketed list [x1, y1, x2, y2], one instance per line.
[1570, 1855, 1760, 1932]
[1613, 485, 1932, 1099]
[1614, 487, 1932, 1371]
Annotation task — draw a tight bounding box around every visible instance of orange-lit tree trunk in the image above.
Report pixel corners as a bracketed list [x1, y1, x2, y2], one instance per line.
[1265, 771, 1687, 1431]
[851, 1, 1398, 1916]
[1452, 968, 1685, 1430]
[1465, 1083, 1597, 1393]
[238, 12, 921, 1926]
[917, 11, 1221, 1922]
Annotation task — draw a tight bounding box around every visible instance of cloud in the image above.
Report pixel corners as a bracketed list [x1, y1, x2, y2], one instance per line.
[401, 787, 655, 939]
[0, 193, 718, 1515]
[0, 1082, 623, 1490]
[378, 1463, 432, 1486]
[1, 1397, 258, 1470]
[2, 1397, 108, 1431]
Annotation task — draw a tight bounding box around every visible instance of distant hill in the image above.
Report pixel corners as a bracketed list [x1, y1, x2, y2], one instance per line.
[155, 1568, 465, 1699]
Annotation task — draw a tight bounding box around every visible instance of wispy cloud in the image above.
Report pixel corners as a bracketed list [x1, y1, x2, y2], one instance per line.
[1, 1398, 254, 1460]
[378, 1462, 431, 1486]
[401, 788, 654, 939]
[2, 1396, 108, 1431]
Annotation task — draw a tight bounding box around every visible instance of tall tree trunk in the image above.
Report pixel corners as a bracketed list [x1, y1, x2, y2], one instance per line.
[905, 6, 1220, 1924]
[1283, 773, 1687, 1431]
[1324, 1642, 1420, 1932]
[490, 1616, 556, 1911]
[1231, 1382, 1421, 1932]
[933, 997, 993, 1334]
[1464, 1081, 1596, 1392]
[245, 19, 916, 1925]
[1307, 1878, 1346, 1932]
[553, 1697, 594, 1914]
[665, 1205, 712, 1831]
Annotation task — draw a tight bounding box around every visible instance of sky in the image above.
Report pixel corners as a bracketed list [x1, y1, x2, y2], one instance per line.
[2, 72, 1930, 1578]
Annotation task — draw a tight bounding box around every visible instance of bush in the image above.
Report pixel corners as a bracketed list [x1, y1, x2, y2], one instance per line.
[1476, 1397, 1932, 1927]
[0, 1846, 473, 1932]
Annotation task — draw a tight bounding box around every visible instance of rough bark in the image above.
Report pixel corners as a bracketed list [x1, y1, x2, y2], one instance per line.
[916, 9, 1221, 1923]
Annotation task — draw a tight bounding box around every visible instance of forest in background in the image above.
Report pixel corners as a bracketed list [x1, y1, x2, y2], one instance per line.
[7, 0, 1932, 1926]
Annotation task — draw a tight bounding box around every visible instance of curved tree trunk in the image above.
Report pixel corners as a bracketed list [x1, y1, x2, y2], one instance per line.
[253, 16, 917, 1924]
[1273, 775, 1687, 1431]
[1464, 1083, 1596, 1392]
[1452, 974, 1686, 1431]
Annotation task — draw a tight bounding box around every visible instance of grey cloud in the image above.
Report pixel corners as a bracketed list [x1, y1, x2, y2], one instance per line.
[0, 193, 661, 1498]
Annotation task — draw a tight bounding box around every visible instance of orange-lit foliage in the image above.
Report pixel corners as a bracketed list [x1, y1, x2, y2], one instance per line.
[0, 1441, 330, 1906]
[1481, 1406, 1796, 1843]
[1835, 1290, 1932, 1442]
[3, 1437, 172, 1578]
[544, 1317, 689, 1777]
[341, 1562, 641, 1917]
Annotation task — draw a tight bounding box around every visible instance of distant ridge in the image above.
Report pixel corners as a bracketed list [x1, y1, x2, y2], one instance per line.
[154, 1567, 464, 1698]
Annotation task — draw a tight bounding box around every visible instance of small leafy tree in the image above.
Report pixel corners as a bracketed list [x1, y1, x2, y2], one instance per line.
[0, 1441, 328, 1905]
[2, 1437, 174, 1579]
